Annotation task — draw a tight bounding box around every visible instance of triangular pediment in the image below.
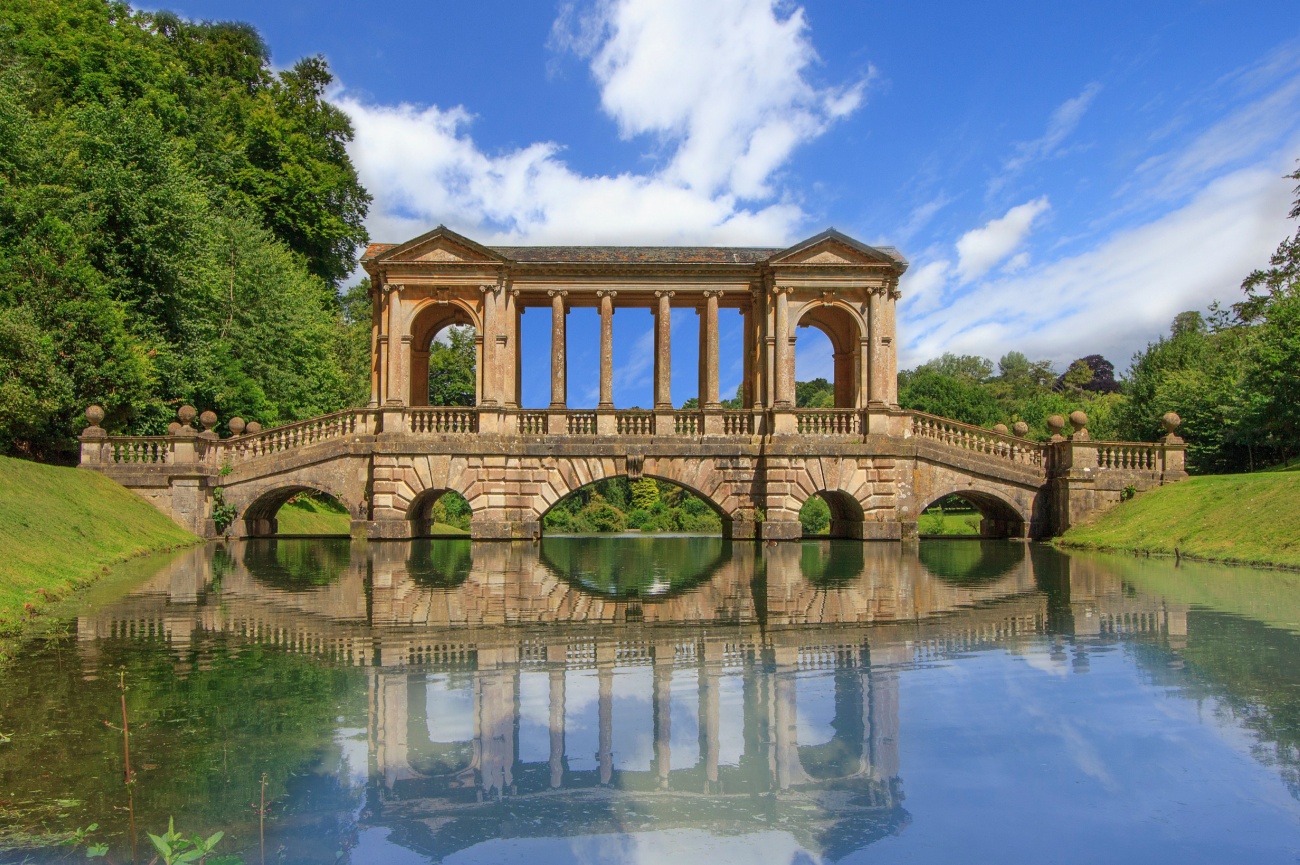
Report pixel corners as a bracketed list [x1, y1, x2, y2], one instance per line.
[767, 229, 907, 270]
[372, 226, 509, 264]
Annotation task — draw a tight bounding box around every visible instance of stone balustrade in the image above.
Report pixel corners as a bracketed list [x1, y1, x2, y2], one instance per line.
[220, 409, 370, 462]
[105, 437, 173, 464]
[796, 408, 861, 436]
[908, 411, 1045, 466]
[1092, 442, 1160, 471]
[408, 407, 477, 434]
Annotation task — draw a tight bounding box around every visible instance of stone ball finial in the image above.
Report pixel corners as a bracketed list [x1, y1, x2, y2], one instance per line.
[85, 405, 105, 427]
[245, 421, 263, 435]
[178, 405, 197, 425]
[228, 417, 246, 436]
[1013, 421, 1029, 438]
[993, 423, 1008, 435]
[1069, 410, 1088, 431]
[167, 421, 182, 436]
[1047, 415, 1065, 435]
[199, 410, 218, 430]
[1162, 412, 1181, 434]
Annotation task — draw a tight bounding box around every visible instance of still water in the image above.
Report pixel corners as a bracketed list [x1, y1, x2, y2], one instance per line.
[2, 537, 1300, 863]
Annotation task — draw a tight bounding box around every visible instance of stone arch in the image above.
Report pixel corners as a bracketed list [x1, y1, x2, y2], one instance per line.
[406, 488, 473, 538]
[792, 301, 866, 408]
[770, 455, 897, 540]
[800, 490, 866, 539]
[407, 297, 481, 406]
[237, 481, 359, 538]
[371, 454, 487, 539]
[917, 487, 1029, 539]
[536, 470, 733, 536]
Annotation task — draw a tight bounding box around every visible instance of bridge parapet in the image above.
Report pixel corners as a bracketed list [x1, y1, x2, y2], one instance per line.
[78, 402, 1187, 540]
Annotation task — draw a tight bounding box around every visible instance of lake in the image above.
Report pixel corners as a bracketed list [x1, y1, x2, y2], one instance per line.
[2, 537, 1300, 863]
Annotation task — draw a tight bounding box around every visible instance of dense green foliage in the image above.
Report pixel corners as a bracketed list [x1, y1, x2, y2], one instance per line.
[428, 325, 477, 406]
[542, 477, 723, 534]
[0, 1, 370, 460]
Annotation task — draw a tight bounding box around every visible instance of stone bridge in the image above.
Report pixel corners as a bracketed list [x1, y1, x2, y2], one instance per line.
[78, 227, 1186, 540]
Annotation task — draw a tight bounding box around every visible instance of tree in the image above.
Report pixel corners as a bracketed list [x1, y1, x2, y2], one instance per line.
[898, 370, 1004, 428]
[1057, 355, 1120, 393]
[796, 378, 834, 407]
[427, 326, 477, 406]
[631, 477, 660, 511]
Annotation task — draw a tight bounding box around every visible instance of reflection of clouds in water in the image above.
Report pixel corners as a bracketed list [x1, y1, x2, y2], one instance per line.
[426, 673, 475, 743]
[795, 671, 837, 748]
[718, 673, 745, 767]
[565, 668, 601, 771]
[669, 668, 700, 770]
[614, 666, 655, 771]
[438, 830, 818, 865]
[334, 726, 369, 788]
[1019, 647, 1070, 678]
[518, 671, 553, 764]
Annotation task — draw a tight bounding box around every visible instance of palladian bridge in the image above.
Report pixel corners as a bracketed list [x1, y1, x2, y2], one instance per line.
[79, 226, 1187, 540]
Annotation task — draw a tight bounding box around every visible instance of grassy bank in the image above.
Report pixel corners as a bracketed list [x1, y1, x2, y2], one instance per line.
[0, 456, 198, 650]
[1058, 472, 1300, 569]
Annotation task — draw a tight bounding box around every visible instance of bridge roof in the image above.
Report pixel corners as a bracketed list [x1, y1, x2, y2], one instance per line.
[362, 226, 907, 269]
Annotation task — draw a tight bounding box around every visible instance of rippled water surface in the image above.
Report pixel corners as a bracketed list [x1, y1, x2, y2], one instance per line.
[3, 537, 1300, 864]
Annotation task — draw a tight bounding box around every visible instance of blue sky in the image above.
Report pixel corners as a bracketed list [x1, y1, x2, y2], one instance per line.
[158, 0, 1300, 408]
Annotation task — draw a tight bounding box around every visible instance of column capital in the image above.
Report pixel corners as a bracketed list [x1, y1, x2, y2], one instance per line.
[548, 289, 569, 298]
[772, 285, 795, 296]
[654, 289, 675, 299]
[381, 281, 402, 295]
[701, 289, 723, 299]
[509, 287, 522, 298]
[477, 283, 497, 295]
[596, 289, 618, 299]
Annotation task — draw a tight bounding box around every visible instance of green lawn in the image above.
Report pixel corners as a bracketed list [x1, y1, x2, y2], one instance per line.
[1058, 472, 1300, 569]
[0, 455, 198, 646]
[919, 509, 982, 536]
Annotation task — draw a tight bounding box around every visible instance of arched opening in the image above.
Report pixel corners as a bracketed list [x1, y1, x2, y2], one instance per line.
[242, 485, 352, 538]
[796, 669, 865, 780]
[409, 303, 478, 407]
[798, 540, 866, 585]
[407, 489, 472, 538]
[541, 476, 728, 536]
[406, 674, 478, 780]
[242, 537, 352, 589]
[795, 304, 862, 409]
[405, 538, 473, 587]
[918, 491, 1026, 539]
[798, 491, 865, 539]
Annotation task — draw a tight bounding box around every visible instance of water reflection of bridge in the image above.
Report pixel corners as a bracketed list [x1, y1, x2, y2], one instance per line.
[75, 540, 1188, 860]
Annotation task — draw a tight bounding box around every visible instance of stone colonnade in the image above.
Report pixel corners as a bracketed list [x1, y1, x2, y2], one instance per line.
[361, 227, 907, 425]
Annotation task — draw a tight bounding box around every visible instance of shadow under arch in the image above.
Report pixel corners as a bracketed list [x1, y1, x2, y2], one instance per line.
[540, 473, 731, 537]
[538, 536, 731, 600]
[802, 490, 867, 540]
[920, 489, 1027, 539]
[241, 484, 354, 538]
[240, 537, 353, 590]
[407, 488, 474, 538]
[797, 668, 866, 780]
[917, 539, 1027, 586]
[795, 302, 863, 408]
[405, 538, 474, 588]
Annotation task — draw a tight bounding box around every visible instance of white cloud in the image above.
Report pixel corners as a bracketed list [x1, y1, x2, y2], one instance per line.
[1001, 83, 1102, 179]
[954, 197, 1050, 283]
[342, 0, 868, 245]
[901, 157, 1294, 369]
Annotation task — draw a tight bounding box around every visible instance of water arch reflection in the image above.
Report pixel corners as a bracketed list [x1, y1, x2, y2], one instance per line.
[538, 536, 731, 599]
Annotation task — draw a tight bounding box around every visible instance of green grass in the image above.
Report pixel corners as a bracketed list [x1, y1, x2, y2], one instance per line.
[0, 455, 198, 646]
[274, 495, 469, 537]
[919, 509, 982, 536]
[1058, 472, 1300, 569]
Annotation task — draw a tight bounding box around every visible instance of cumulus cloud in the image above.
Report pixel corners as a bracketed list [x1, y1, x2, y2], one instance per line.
[954, 197, 1050, 283]
[901, 159, 1294, 368]
[341, 0, 869, 245]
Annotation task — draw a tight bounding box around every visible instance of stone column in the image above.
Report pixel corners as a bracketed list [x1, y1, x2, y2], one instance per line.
[549, 290, 568, 409]
[654, 290, 674, 409]
[478, 284, 497, 406]
[883, 282, 900, 405]
[510, 289, 522, 407]
[867, 289, 885, 406]
[385, 284, 404, 406]
[702, 290, 721, 408]
[598, 290, 616, 408]
[369, 287, 381, 406]
[701, 654, 720, 787]
[742, 305, 755, 409]
[773, 287, 793, 407]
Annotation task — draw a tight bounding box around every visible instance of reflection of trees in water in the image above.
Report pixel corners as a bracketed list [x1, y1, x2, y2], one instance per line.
[917, 539, 1024, 586]
[798, 541, 866, 586]
[405, 539, 473, 587]
[1135, 612, 1300, 802]
[242, 538, 352, 589]
[539, 537, 729, 598]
